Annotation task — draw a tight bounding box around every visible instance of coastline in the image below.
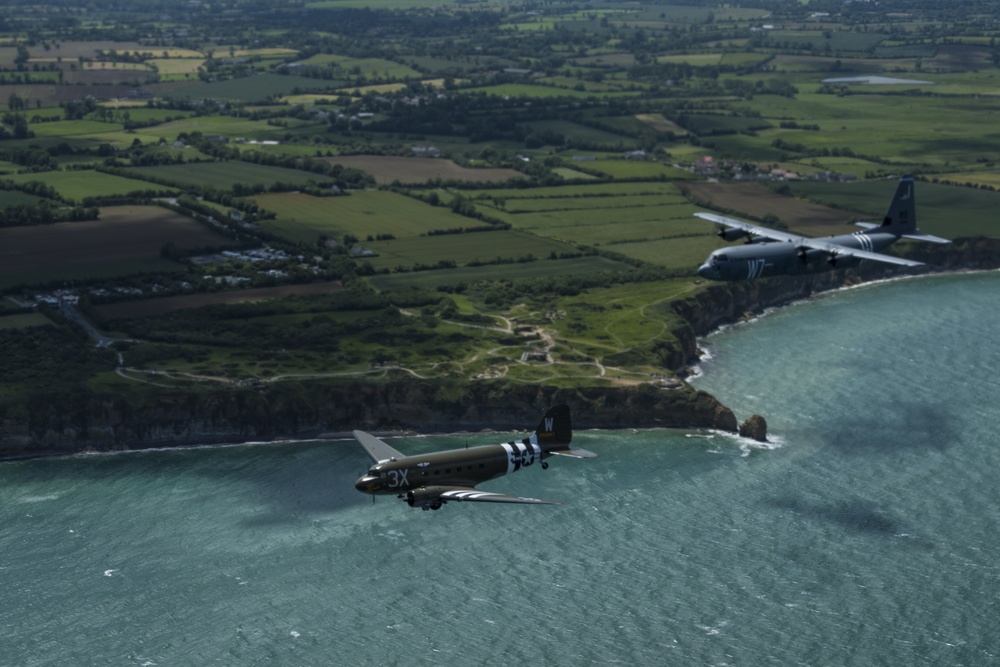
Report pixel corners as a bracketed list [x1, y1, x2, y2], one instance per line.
[2, 237, 997, 460]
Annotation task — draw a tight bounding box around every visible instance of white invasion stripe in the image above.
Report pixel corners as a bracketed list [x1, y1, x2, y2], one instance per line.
[501, 442, 515, 474]
[443, 490, 497, 500]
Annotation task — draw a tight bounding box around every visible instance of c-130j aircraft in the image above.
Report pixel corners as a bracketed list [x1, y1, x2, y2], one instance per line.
[695, 176, 949, 281]
[353, 405, 594, 510]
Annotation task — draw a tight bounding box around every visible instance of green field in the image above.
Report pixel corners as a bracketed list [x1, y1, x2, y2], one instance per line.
[163, 73, 330, 102]
[0, 313, 52, 329]
[5, 170, 176, 202]
[0, 189, 56, 207]
[122, 161, 328, 192]
[367, 255, 633, 290]
[300, 54, 421, 79]
[253, 190, 492, 244]
[583, 160, 690, 179]
[361, 229, 577, 270]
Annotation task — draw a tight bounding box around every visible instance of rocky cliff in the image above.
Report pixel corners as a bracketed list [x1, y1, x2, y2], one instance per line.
[0, 381, 736, 457]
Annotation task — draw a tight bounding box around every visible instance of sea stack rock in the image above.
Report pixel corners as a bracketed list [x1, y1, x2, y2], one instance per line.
[739, 414, 768, 442]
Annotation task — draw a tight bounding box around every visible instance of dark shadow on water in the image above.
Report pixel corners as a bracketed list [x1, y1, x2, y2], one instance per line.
[816, 400, 956, 454]
[765, 496, 904, 536]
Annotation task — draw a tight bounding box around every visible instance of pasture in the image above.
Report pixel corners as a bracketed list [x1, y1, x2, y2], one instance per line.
[300, 55, 421, 79]
[0, 313, 52, 330]
[366, 255, 633, 291]
[122, 161, 326, 192]
[96, 281, 344, 320]
[129, 114, 295, 142]
[583, 160, 689, 179]
[737, 92, 1000, 168]
[5, 170, 176, 202]
[360, 229, 577, 270]
[0, 189, 55, 207]
[326, 156, 523, 185]
[0, 205, 234, 289]
[163, 73, 321, 102]
[252, 190, 491, 244]
[455, 181, 715, 271]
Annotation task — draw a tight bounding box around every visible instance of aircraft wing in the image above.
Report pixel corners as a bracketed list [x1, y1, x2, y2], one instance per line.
[695, 212, 924, 268]
[788, 236, 923, 266]
[695, 212, 806, 244]
[433, 486, 560, 505]
[352, 430, 405, 464]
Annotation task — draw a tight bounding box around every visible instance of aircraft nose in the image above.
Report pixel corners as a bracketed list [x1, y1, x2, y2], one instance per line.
[355, 475, 381, 494]
[697, 262, 719, 280]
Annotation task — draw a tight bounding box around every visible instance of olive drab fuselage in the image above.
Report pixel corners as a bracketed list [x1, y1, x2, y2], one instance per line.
[356, 438, 544, 496]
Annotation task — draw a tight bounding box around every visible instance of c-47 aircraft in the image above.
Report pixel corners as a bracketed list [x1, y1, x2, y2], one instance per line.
[695, 176, 949, 281]
[353, 405, 595, 510]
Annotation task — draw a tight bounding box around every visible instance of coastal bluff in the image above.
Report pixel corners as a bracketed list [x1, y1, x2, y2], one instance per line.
[1, 237, 995, 458]
[0, 382, 736, 458]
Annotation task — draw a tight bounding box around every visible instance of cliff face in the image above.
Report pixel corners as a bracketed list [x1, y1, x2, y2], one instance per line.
[0, 381, 736, 457]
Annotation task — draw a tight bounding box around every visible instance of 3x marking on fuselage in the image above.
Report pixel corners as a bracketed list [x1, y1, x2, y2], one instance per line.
[368, 437, 543, 493]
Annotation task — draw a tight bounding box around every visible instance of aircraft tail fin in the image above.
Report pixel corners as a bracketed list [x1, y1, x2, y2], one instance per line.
[878, 175, 917, 233]
[867, 175, 949, 243]
[535, 404, 597, 458]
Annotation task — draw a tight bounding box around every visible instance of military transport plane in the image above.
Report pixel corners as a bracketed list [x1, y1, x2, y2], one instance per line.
[353, 405, 595, 510]
[695, 176, 949, 281]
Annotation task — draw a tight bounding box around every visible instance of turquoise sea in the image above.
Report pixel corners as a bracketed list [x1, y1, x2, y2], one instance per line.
[2, 272, 999, 666]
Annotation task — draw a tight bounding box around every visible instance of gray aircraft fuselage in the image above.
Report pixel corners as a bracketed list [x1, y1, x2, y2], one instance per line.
[697, 230, 897, 281]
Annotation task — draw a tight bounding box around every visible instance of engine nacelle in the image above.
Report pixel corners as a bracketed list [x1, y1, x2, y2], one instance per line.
[827, 252, 860, 268]
[797, 247, 826, 264]
[717, 227, 750, 242]
[406, 487, 443, 510]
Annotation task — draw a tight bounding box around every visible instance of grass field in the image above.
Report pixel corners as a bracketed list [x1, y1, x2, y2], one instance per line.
[123, 161, 327, 191]
[5, 170, 176, 202]
[96, 281, 344, 320]
[326, 156, 523, 185]
[733, 92, 1000, 168]
[467, 83, 639, 100]
[252, 190, 492, 244]
[583, 160, 690, 179]
[130, 114, 302, 142]
[0, 313, 53, 329]
[0, 205, 234, 289]
[360, 229, 577, 270]
[162, 73, 326, 102]
[366, 255, 633, 290]
[0, 189, 56, 207]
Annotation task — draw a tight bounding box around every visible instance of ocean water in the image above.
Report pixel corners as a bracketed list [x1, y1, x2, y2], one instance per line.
[2, 272, 999, 666]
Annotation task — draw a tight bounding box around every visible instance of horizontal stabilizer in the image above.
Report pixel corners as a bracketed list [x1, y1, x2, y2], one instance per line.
[902, 232, 950, 244]
[549, 446, 597, 459]
[352, 430, 405, 464]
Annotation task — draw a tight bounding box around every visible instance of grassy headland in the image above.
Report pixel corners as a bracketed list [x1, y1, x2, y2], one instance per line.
[1, 0, 1000, 452]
